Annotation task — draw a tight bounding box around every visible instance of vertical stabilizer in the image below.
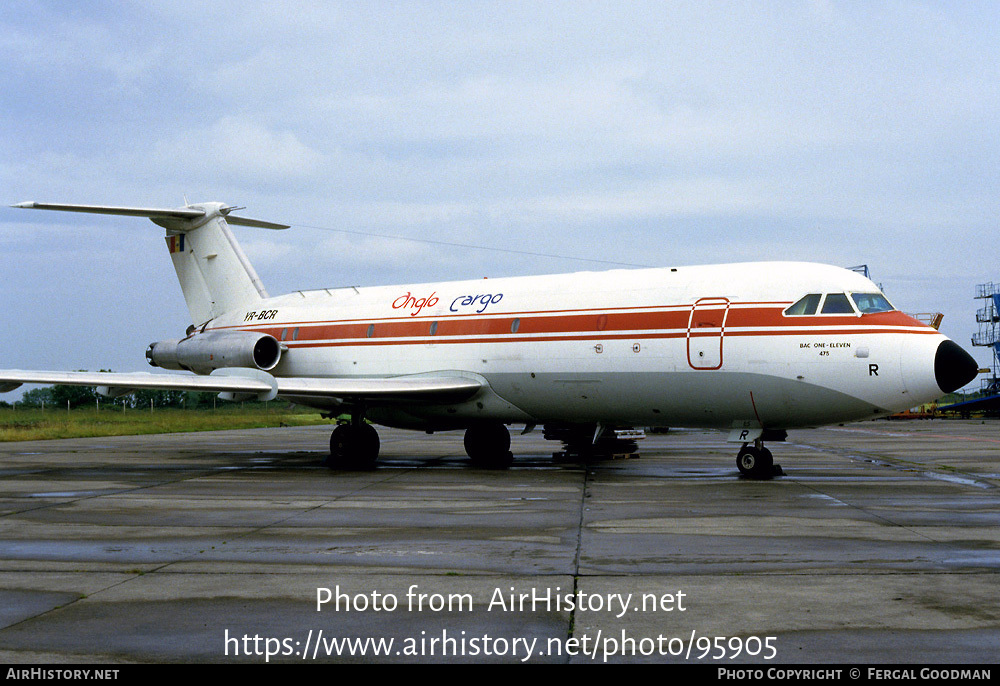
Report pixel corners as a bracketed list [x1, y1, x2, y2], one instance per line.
[164, 206, 270, 325]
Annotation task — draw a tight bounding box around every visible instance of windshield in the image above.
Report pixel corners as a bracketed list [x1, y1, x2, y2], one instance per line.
[851, 292, 894, 314]
[821, 293, 854, 314]
[784, 293, 821, 315]
[786, 291, 895, 316]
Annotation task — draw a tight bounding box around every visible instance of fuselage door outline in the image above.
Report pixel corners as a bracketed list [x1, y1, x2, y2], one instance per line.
[687, 297, 731, 370]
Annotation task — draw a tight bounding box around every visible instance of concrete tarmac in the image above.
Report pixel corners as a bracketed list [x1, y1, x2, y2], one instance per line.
[0, 419, 998, 664]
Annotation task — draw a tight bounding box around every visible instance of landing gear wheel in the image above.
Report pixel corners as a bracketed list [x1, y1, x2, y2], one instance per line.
[736, 445, 774, 479]
[328, 423, 380, 470]
[464, 422, 513, 469]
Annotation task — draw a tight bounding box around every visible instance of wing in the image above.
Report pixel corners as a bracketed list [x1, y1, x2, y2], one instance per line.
[0, 369, 277, 398]
[0, 369, 484, 405]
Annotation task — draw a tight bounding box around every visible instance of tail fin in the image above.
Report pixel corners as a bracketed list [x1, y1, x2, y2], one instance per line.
[12, 201, 288, 327]
[162, 203, 280, 325]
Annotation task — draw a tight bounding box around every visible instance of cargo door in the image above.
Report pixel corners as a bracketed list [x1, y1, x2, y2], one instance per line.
[687, 297, 730, 370]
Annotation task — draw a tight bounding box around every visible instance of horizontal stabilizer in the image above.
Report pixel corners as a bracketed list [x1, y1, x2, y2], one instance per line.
[12, 202, 203, 220]
[223, 214, 290, 230]
[12, 199, 287, 324]
[11, 201, 289, 230]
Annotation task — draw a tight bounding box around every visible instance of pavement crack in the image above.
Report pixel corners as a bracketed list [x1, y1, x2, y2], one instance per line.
[567, 466, 591, 641]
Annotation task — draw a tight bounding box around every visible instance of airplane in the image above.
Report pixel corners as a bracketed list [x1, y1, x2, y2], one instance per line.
[1, 201, 980, 478]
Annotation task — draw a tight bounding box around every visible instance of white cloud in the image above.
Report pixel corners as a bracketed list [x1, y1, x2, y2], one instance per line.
[151, 116, 323, 184]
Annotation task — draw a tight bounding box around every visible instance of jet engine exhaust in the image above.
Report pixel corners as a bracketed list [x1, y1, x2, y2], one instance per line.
[146, 331, 281, 375]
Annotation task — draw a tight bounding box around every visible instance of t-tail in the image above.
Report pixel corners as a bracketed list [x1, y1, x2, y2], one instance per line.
[11, 201, 288, 327]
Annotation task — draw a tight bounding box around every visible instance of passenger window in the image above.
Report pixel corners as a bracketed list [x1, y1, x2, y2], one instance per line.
[821, 293, 855, 314]
[785, 294, 821, 315]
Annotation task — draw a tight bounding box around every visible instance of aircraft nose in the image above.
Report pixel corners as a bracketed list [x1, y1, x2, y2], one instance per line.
[934, 340, 979, 394]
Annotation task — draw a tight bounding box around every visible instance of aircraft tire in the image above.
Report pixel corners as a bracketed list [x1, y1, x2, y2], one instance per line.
[736, 445, 774, 479]
[464, 422, 513, 469]
[329, 423, 380, 470]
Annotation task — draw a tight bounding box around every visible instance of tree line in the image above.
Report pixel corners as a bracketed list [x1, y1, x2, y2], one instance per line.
[2, 381, 237, 410]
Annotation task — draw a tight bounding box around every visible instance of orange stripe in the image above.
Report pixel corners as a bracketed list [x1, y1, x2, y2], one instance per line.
[283, 327, 936, 350]
[214, 306, 933, 348]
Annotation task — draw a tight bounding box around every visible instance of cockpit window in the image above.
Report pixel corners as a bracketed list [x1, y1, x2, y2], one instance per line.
[851, 292, 894, 314]
[821, 293, 855, 314]
[786, 291, 888, 316]
[784, 293, 821, 315]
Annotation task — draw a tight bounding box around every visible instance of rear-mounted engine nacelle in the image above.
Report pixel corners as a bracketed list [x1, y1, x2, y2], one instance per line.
[146, 331, 281, 375]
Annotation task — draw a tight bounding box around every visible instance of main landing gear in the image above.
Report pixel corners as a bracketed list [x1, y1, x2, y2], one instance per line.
[326, 418, 514, 470]
[328, 420, 380, 470]
[464, 422, 513, 469]
[736, 440, 783, 479]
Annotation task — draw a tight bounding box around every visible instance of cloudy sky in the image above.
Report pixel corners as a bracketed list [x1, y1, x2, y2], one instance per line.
[2, 1, 998, 398]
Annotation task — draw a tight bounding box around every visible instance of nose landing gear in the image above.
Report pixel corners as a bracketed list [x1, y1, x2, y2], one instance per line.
[736, 440, 783, 479]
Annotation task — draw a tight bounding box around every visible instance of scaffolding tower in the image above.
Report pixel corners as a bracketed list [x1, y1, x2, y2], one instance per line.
[973, 282, 1000, 394]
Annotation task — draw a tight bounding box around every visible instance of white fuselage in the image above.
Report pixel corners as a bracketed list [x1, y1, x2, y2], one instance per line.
[204, 261, 947, 432]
